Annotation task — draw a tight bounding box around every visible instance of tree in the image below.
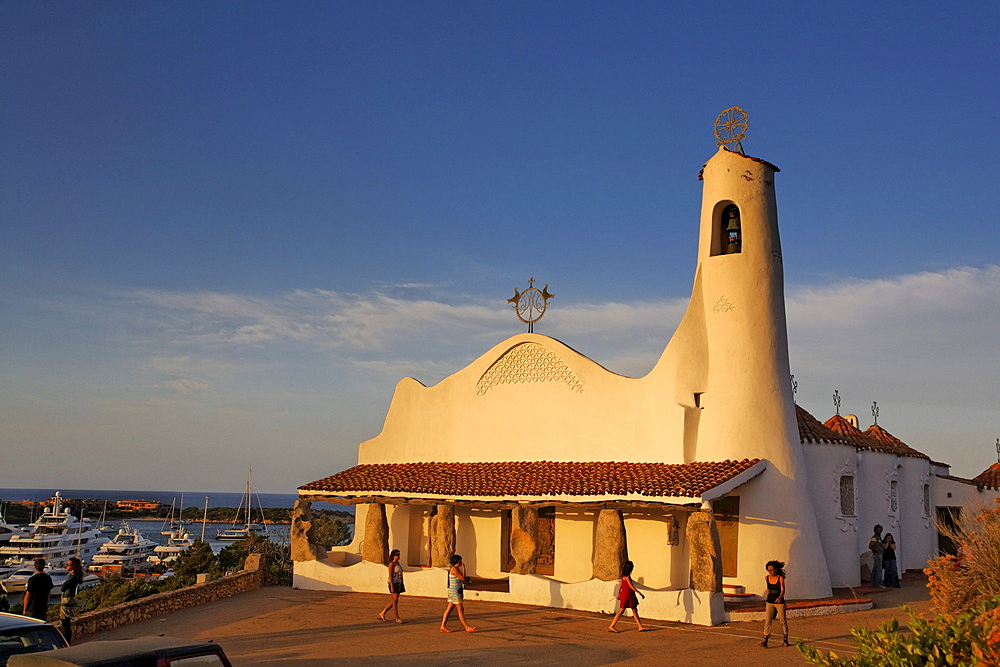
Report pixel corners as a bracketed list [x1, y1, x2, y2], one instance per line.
[172, 539, 219, 583]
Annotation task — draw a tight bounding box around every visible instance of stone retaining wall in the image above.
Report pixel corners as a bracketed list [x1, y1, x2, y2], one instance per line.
[71, 560, 265, 640]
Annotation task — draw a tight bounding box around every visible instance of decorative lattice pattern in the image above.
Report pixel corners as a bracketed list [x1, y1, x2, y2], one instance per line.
[713, 296, 735, 313]
[476, 343, 583, 396]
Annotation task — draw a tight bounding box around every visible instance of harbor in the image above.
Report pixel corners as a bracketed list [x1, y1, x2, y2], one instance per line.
[0, 487, 311, 611]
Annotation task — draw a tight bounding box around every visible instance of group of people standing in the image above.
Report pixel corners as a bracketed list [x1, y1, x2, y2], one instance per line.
[19, 557, 83, 643]
[868, 524, 901, 588]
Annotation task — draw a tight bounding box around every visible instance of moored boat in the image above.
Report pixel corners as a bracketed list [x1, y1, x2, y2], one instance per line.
[0, 492, 107, 571]
[148, 527, 196, 565]
[88, 523, 157, 572]
[216, 465, 267, 541]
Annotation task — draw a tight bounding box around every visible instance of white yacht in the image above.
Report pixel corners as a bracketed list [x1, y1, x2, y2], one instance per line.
[0, 492, 107, 572]
[148, 527, 196, 565]
[0, 507, 28, 547]
[89, 523, 158, 571]
[1, 564, 100, 594]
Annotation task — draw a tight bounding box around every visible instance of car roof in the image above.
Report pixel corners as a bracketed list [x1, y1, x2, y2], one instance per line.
[7, 636, 229, 666]
[0, 613, 51, 631]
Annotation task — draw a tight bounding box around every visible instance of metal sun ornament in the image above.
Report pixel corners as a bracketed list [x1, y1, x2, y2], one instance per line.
[714, 106, 749, 153]
[507, 278, 554, 333]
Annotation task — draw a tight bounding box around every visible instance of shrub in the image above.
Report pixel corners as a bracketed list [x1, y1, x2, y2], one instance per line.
[310, 511, 353, 549]
[926, 498, 1000, 618]
[798, 597, 1000, 666]
[217, 532, 291, 585]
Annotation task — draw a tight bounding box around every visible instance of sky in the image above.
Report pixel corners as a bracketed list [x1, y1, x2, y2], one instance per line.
[2, 2, 998, 494]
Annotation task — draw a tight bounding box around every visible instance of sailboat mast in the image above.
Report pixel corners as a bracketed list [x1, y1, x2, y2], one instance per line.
[201, 496, 208, 542]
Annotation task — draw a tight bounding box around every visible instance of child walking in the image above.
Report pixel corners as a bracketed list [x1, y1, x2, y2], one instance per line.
[608, 561, 647, 632]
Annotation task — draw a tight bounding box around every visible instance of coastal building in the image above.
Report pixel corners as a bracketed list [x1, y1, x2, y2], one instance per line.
[291, 114, 999, 625]
[116, 500, 162, 513]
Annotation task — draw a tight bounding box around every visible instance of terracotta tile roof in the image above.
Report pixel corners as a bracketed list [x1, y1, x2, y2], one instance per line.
[863, 424, 930, 459]
[816, 415, 930, 459]
[796, 405, 847, 444]
[300, 459, 763, 500]
[972, 462, 1000, 490]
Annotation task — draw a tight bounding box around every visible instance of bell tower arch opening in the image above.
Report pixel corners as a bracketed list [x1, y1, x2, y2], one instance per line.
[711, 203, 742, 256]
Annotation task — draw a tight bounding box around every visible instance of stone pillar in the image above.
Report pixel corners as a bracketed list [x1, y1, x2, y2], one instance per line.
[290, 498, 328, 562]
[362, 502, 389, 565]
[510, 505, 539, 574]
[687, 509, 723, 592]
[592, 509, 627, 581]
[429, 504, 456, 567]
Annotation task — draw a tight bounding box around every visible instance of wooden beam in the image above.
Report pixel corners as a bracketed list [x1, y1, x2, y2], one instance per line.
[301, 494, 701, 512]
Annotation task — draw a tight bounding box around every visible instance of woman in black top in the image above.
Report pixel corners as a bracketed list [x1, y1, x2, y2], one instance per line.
[881, 533, 900, 588]
[60, 557, 83, 643]
[759, 560, 790, 648]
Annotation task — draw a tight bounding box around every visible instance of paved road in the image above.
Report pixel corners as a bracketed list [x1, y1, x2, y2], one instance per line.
[88, 578, 931, 666]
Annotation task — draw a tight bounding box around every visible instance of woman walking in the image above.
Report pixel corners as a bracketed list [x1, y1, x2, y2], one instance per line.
[882, 533, 900, 588]
[440, 554, 475, 633]
[378, 549, 405, 623]
[608, 561, 647, 632]
[60, 557, 83, 644]
[759, 560, 789, 647]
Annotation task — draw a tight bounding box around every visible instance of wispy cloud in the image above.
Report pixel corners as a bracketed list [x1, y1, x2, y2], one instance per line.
[4, 265, 997, 489]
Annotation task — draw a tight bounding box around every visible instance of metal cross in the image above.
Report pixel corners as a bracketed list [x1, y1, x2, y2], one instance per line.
[832, 390, 841, 416]
[790, 374, 797, 396]
[871, 401, 879, 425]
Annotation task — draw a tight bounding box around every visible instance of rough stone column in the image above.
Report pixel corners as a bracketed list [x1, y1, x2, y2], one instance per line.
[510, 505, 539, 574]
[592, 509, 627, 581]
[429, 504, 456, 567]
[290, 498, 328, 562]
[687, 509, 723, 592]
[362, 502, 390, 565]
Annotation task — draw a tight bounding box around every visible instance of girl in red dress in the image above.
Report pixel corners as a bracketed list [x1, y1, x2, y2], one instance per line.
[608, 560, 647, 632]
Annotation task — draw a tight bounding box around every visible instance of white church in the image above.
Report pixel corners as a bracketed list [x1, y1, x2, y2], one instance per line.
[291, 113, 1000, 625]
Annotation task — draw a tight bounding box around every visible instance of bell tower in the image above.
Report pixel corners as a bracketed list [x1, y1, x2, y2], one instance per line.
[655, 109, 832, 598]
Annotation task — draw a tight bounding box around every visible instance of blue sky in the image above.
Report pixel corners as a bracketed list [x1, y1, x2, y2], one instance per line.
[2, 2, 998, 493]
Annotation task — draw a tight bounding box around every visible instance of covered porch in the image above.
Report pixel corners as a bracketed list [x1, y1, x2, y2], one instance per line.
[292, 459, 766, 626]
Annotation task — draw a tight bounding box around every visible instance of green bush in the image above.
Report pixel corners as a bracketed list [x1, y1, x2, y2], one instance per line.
[799, 597, 1000, 666]
[217, 532, 292, 585]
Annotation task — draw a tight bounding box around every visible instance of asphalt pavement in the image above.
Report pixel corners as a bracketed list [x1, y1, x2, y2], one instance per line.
[86, 575, 932, 666]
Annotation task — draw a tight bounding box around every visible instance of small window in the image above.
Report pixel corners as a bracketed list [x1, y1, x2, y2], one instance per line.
[923, 484, 931, 517]
[839, 476, 856, 516]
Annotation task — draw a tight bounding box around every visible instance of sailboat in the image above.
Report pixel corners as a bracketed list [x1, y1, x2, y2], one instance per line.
[97, 500, 116, 534]
[216, 465, 267, 541]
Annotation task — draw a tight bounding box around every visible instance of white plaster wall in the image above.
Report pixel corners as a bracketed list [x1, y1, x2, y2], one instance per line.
[553, 509, 596, 583]
[934, 476, 1000, 510]
[358, 336, 687, 466]
[897, 458, 935, 572]
[458, 507, 503, 578]
[802, 442, 861, 587]
[855, 451, 896, 565]
[623, 509, 678, 590]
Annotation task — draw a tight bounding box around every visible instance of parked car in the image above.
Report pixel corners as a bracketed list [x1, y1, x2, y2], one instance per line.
[7, 636, 232, 666]
[0, 613, 68, 666]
